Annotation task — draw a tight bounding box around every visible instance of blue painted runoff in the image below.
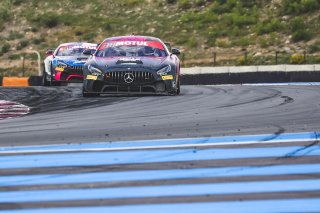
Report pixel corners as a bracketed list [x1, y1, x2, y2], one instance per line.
[1, 179, 320, 202]
[1, 163, 320, 187]
[1, 199, 320, 213]
[0, 145, 319, 169]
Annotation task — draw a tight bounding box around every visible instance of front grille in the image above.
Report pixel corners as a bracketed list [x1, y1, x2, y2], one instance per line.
[105, 71, 154, 84]
[69, 66, 83, 72]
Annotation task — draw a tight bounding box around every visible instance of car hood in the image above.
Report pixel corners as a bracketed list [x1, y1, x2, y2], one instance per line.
[93, 57, 168, 70]
[55, 56, 88, 65]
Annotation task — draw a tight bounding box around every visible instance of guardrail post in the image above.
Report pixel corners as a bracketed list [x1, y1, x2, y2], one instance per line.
[303, 51, 307, 64]
[21, 54, 25, 77]
[275, 51, 279, 65]
[213, 52, 217, 66]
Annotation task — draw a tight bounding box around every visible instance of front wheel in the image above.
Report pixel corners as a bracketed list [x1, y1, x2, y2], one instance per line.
[42, 69, 50, 86]
[176, 79, 180, 95]
[82, 86, 100, 97]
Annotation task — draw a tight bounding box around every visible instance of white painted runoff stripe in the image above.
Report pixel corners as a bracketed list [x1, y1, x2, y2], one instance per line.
[0, 145, 319, 169]
[0, 131, 319, 154]
[1, 179, 320, 203]
[243, 82, 320, 86]
[1, 163, 320, 187]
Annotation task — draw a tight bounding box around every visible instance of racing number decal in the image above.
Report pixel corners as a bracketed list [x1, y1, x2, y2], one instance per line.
[55, 67, 64, 72]
[162, 75, 173, 80]
[86, 75, 98, 80]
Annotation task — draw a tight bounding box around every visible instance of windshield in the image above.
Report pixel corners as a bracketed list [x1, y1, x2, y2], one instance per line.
[96, 41, 168, 57]
[56, 45, 96, 57]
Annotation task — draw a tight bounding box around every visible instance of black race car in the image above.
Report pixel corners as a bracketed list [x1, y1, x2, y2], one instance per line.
[82, 35, 181, 97]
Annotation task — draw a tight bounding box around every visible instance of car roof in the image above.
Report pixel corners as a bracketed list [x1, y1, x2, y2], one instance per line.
[57, 42, 97, 47]
[102, 35, 162, 43]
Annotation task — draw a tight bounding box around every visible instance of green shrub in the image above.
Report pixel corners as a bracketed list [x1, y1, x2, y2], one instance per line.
[307, 55, 320, 63]
[308, 42, 320, 53]
[210, 0, 237, 14]
[0, 6, 10, 22]
[236, 54, 253, 65]
[31, 27, 38, 32]
[222, 13, 257, 27]
[17, 40, 29, 50]
[301, 0, 320, 12]
[186, 37, 198, 48]
[290, 53, 305, 64]
[118, 0, 141, 6]
[290, 17, 305, 32]
[31, 13, 59, 28]
[9, 54, 20, 60]
[166, 0, 176, 4]
[7, 31, 24, 40]
[256, 18, 283, 35]
[281, 0, 320, 14]
[216, 40, 231, 48]
[43, 14, 59, 28]
[12, 0, 23, 5]
[195, 0, 207, 6]
[32, 37, 45, 45]
[258, 37, 269, 48]
[289, 17, 313, 42]
[232, 37, 252, 47]
[83, 33, 97, 43]
[292, 30, 313, 42]
[178, 0, 192, 9]
[1, 42, 10, 53]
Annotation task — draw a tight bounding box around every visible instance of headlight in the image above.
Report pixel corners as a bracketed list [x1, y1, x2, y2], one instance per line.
[88, 65, 102, 76]
[57, 62, 68, 68]
[157, 65, 171, 76]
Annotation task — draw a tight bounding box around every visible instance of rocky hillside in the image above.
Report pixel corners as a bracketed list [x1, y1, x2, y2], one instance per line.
[0, 0, 319, 76]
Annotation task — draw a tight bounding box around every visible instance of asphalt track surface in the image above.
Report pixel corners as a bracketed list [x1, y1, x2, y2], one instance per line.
[0, 84, 320, 212]
[0, 84, 320, 146]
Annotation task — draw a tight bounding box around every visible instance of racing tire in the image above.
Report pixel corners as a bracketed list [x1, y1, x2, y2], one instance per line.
[169, 79, 180, 96]
[82, 86, 100, 97]
[42, 69, 50, 86]
[176, 79, 181, 95]
[49, 63, 61, 86]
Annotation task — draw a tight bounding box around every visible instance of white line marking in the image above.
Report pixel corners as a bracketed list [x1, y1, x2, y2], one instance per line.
[0, 138, 317, 155]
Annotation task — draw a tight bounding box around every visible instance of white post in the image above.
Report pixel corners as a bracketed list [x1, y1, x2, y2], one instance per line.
[26, 50, 42, 76]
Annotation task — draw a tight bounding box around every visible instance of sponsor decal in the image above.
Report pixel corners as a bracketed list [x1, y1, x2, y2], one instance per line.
[162, 75, 173, 80]
[106, 41, 148, 48]
[86, 75, 98, 80]
[55, 67, 64, 72]
[59, 44, 97, 51]
[100, 41, 165, 50]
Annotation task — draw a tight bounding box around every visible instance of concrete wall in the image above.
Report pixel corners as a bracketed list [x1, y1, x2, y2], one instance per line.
[181, 64, 320, 75]
[181, 64, 320, 85]
[1, 64, 320, 86]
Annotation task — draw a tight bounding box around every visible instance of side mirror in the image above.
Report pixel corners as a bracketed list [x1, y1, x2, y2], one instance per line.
[83, 49, 95, 55]
[46, 49, 54, 56]
[171, 48, 180, 55]
[164, 42, 172, 52]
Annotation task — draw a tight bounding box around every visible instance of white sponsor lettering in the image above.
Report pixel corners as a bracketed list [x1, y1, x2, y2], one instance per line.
[105, 41, 147, 48]
[61, 45, 97, 50]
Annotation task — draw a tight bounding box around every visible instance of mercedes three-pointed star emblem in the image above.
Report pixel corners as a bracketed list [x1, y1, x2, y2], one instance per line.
[124, 72, 134, 84]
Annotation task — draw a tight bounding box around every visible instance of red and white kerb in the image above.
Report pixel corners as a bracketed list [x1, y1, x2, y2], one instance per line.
[0, 100, 30, 119]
